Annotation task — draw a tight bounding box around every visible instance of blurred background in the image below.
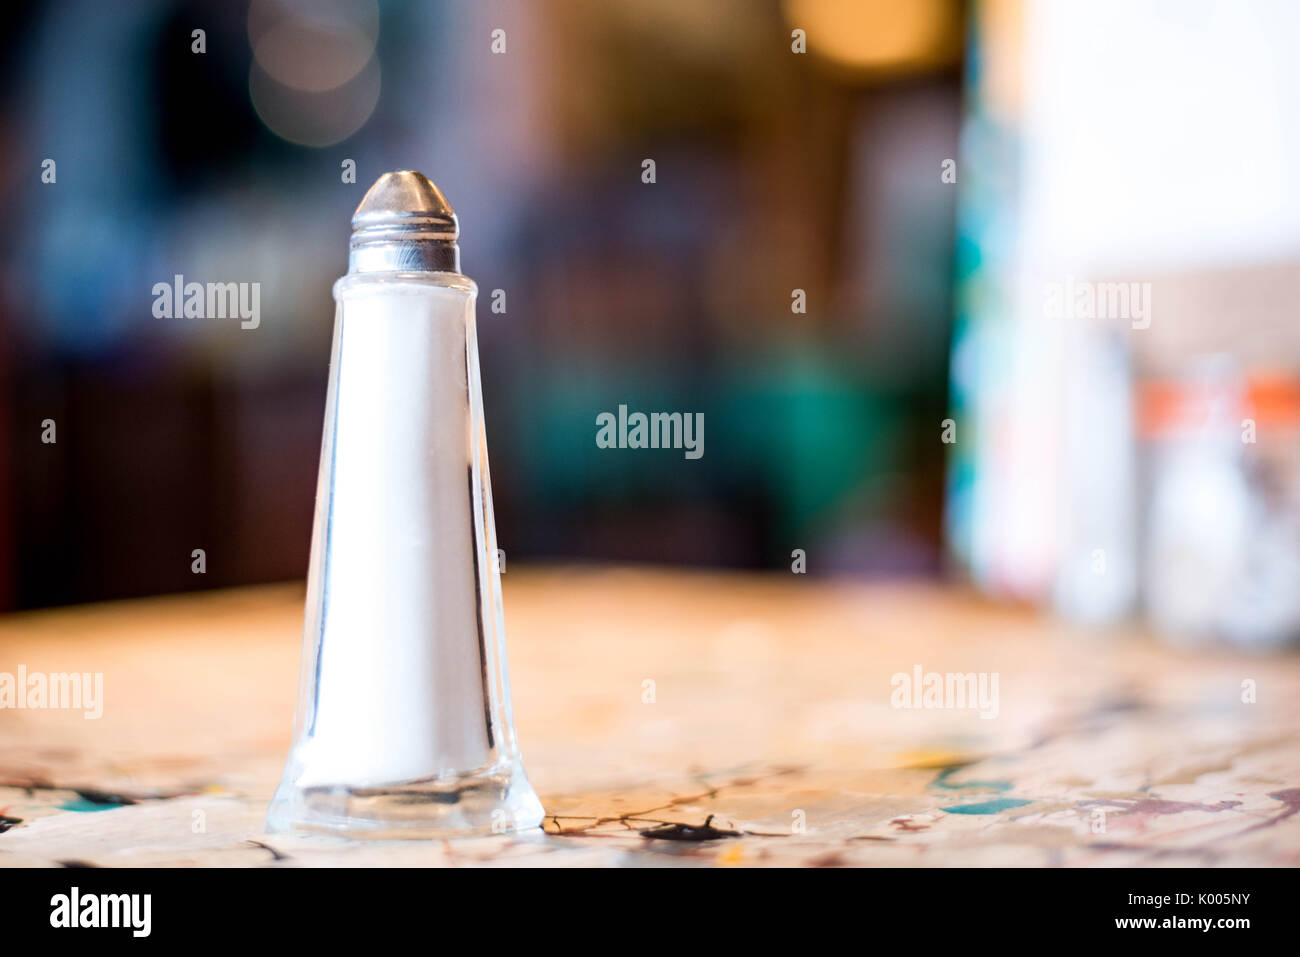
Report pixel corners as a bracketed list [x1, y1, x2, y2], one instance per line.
[1, 0, 1297, 652]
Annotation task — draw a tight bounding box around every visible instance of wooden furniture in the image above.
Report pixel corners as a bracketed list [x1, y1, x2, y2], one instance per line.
[1, 568, 1296, 866]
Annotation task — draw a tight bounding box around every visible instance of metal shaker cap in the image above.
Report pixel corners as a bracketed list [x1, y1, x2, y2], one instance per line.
[348, 170, 460, 275]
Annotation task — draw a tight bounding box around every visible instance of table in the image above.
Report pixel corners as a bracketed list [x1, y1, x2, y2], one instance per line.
[1, 567, 1297, 866]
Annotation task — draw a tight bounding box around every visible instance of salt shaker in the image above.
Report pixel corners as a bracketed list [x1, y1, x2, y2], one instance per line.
[267, 171, 544, 837]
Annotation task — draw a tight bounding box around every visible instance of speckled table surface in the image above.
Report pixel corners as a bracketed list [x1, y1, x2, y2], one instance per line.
[1, 567, 1297, 867]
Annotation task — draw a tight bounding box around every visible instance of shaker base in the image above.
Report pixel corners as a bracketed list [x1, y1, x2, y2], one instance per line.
[266, 760, 544, 839]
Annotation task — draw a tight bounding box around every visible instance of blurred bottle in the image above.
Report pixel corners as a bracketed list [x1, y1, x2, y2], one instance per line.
[1052, 320, 1138, 625]
[1141, 361, 1300, 649]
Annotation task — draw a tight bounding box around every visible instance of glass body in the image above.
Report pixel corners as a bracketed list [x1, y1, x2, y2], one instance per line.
[267, 272, 543, 837]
